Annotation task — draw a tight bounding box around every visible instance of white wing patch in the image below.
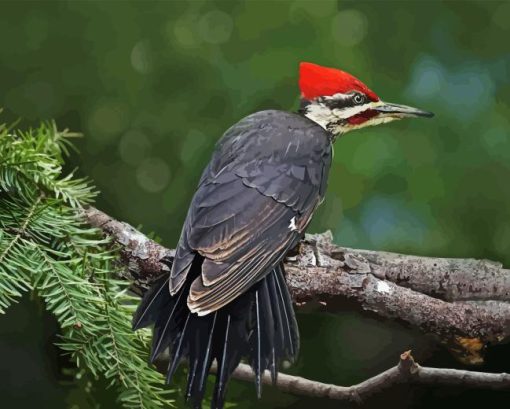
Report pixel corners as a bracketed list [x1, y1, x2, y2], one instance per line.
[288, 216, 298, 231]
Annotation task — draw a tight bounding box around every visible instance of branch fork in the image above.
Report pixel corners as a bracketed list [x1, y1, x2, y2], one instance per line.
[226, 351, 510, 403]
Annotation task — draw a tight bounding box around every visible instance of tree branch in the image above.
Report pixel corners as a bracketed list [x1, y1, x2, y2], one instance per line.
[83, 206, 510, 364]
[83, 206, 510, 398]
[224, 351, 510, 403]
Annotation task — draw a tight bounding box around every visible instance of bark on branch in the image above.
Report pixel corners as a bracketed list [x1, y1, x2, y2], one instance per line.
[83, 206, 510, 365]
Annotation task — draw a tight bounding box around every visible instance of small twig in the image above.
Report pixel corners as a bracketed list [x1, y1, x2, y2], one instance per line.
[223, 351, 510, 403]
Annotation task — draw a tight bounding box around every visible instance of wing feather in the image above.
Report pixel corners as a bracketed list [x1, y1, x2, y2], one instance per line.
[169, 111, 332, 307]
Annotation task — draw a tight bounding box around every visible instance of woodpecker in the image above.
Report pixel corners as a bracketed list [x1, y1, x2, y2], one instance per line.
[133, 62, 433, 408]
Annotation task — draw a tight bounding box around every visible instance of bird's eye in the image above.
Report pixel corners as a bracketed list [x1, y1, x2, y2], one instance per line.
[353, 94, 365, 105]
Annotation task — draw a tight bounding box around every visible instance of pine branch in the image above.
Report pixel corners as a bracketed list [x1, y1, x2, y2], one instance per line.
[0, 122, 174, 409]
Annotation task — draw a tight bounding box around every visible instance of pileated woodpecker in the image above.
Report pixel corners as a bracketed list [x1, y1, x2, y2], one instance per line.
[133, 62, 433, 408]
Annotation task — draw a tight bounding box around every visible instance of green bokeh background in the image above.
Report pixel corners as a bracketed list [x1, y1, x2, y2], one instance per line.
[0, 0, 509, 408]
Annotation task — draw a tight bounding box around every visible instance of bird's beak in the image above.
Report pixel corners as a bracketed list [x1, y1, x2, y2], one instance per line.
[373, 102, 434, 118]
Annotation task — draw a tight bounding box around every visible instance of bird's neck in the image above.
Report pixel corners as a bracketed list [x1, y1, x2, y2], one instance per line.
[298, 100, 343, 141]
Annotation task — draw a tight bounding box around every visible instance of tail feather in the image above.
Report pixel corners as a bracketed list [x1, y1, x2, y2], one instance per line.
[211, 314, 240, 409]
[266, 269, 287, 362]
[132, 275, 170, 331]
[250, 277, 278, 396]
[133, 260, 299, 409]
[259, 278, 277, 384]
[150, 288, 186, 362]
[166, 311, 191, 383]
[270, 348, 278, 385]
[185, 358, 199, 402]
[252, 290, 263, 397]
[273, 264, 299, 360]
[198, 312, 218, 390]
[186, 312, 218, 408]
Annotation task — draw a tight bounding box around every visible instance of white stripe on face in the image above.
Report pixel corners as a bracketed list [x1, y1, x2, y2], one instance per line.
[303, 95, 407, 135]
[304, 93, 382, 131]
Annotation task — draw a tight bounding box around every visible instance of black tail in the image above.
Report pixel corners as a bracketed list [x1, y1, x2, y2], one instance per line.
[132, 259, 299, 409]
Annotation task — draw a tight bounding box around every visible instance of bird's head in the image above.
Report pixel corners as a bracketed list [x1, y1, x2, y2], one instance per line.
[299, 62, 433, 137]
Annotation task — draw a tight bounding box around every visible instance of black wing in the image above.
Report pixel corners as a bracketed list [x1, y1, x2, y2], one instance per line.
[170, 110, 331, 315]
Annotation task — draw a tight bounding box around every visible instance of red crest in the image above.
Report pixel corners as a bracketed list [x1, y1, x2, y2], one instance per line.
[299, 62, 379, 102]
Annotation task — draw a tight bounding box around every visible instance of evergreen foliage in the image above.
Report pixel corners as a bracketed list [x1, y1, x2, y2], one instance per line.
[0, 120, 174, 408]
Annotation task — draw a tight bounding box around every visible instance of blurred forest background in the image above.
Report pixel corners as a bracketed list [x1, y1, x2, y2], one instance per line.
[0, 0, 509, 408]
